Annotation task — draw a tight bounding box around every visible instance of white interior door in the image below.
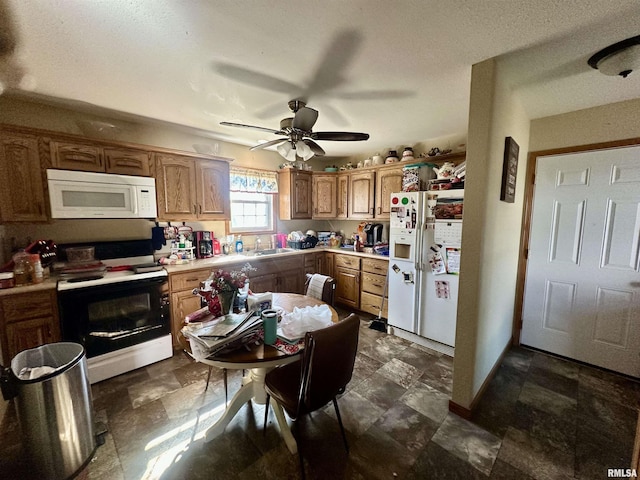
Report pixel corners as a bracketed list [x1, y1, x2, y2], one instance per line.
[521, 146, 640, 377]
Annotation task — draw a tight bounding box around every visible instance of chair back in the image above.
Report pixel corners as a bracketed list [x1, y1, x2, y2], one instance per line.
[304, 273, 336, 306]
[298, 314, 360, 413]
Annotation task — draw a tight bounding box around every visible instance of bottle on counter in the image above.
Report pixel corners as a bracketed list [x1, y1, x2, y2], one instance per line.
[235, 235, 243, 253]
[30, 254, 43, 284]
[354, 235, 363, 252]
[213, 237, 221, 256]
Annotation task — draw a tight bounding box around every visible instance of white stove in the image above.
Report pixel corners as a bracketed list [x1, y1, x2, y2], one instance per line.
[57, 240, 172, 384]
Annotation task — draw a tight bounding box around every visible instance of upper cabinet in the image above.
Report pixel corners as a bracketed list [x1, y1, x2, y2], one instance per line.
[50, 140, 103, 172]
[278, 170, 313, 220]
[337, 174, 349, 219]
[104, 147, 151, 176]
[312, 173, 337, 219]
[348, 170, 376, 219]
[0, 132, 47, 222]
[51, 141, 151, 176]
[374, 165, 403, 219]
[155, 154, 230, 221]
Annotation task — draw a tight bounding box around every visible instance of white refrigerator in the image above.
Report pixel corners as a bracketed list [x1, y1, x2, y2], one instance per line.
[387, 190, 463, 347]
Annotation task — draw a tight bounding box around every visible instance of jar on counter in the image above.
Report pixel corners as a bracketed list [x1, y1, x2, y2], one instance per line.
[13, 251, 33, 286]
[0, 272, 15, 289]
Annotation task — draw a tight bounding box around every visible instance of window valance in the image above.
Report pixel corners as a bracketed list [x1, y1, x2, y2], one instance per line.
[230, 167, 278, 193]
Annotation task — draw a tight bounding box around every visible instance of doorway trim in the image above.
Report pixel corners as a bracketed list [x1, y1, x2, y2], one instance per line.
[512, 136, 640, 345]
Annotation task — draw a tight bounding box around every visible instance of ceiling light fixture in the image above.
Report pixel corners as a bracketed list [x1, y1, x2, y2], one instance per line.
[588, 35, 640, 78]
[276, 141, 297, 162]
[275, 139, 315, 162]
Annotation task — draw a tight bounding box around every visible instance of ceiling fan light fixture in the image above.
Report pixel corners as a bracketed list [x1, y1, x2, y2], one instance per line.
[588, 35, 640, 78]
[295, 140, 314, 161]
[276, 141, 297, 162]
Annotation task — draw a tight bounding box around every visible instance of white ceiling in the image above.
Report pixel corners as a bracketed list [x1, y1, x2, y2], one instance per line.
[2, 0, 640, 158]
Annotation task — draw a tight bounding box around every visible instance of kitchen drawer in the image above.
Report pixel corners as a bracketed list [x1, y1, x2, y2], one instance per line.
[360, 292, 388, 318]
[361, 271, 387, 296]
[334, 254, 360, 270]
[169, 268, 211, 291]
[361, 257, 388, 275]
[1, 291, 56, 322]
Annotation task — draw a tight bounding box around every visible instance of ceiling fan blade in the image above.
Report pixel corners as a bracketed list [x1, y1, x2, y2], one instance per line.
[310, 131, 370, 141]
[220, 121, 283, 135]
[292, 106, 318, 131]
[250, 138, 286, 151]
[303, 139, 325, 156]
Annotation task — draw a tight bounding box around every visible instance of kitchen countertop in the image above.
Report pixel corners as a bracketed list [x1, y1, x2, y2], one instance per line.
[0, 277, 58, 296]
[0, 247, 389, 294]
[162, 246, 388, 274]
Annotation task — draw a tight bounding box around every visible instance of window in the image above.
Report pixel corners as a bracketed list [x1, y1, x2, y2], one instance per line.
[229, 191, 275, 233]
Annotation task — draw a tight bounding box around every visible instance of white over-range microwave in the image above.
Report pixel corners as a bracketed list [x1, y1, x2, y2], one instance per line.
[47, 169, 158, 219]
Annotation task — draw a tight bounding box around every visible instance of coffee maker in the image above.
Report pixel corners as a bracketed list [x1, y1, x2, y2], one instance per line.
[194, 231, 214, 258]
[363, 223, 383, 247]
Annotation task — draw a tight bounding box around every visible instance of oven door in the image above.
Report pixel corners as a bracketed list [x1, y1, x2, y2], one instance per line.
[58, 277, 170, 358]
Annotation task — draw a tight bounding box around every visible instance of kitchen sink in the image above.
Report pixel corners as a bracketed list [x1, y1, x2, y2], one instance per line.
[243, 247, 296, 257]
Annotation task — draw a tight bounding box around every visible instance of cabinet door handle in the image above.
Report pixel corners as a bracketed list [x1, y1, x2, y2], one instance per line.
[199, 204, 202, 214]
[193, 205, 197, 214]
[377, 207, 381, 214]
[370, 207, 374, 215]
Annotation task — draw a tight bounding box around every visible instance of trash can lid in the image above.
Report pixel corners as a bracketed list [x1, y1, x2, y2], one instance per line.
[11, 342, 85, 383]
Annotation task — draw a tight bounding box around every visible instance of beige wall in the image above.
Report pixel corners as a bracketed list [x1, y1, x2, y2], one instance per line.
[530, 97, 640, 151]
[451, 58, 531, 409]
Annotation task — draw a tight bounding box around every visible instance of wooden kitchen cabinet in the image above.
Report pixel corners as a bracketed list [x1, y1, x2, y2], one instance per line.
[195, 159, 230, 218]
[278, 170, 312, 220]
[51, 140, 152, 176]
[337, 174, 349, 219]
[169, 268, 212, 347]
[155, 154, 230, 221]
[104, 147, 151, 176]
[375, 165, 403, 219]
[334, 254, 360, 309]
[318, 252, 334, 278]
[0, 132, 48, 222]
[249, 273, 277, 293]
[50, 140, 104, 172]
[348, 170, 375, 219]
[0, 289, 60, 366]
[312, 173, 337, 218]
[359, 257, 389, 318]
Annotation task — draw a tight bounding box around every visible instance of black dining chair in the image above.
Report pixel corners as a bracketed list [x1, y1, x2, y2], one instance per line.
[304, 273, 336, 306]
[263, 313, 360, 476]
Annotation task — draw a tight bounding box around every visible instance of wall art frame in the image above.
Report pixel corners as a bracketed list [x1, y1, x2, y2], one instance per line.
[500, 136, 519, 203]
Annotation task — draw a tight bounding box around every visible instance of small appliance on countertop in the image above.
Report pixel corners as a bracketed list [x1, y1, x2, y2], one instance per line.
[194, 231, 215, 258]
[363, 223, 384, 247]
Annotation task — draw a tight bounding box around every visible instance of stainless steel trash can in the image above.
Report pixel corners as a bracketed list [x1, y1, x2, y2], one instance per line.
[4, 342, 96, 479]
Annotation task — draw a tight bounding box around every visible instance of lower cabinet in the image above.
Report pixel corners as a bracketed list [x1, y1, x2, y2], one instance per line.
[169, 268, 212, 347]
[334, 254, 361, 309]
[0, 289, 60, 366]
[359, 258, 389, 317]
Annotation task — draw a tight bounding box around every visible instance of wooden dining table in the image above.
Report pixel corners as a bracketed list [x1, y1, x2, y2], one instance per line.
[198, 292, 338, 454]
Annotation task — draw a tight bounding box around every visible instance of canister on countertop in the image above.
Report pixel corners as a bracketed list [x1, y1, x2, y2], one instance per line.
[0, 272, 15, 289]
[13, 251, 33, 286]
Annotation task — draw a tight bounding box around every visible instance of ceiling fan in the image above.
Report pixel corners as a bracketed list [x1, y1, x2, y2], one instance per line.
[220, 100, 369, 161]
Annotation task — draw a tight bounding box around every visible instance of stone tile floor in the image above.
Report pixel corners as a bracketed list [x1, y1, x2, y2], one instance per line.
[1, 313, 638, 479]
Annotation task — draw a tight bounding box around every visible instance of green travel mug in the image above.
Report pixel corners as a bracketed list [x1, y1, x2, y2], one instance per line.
[262, 309, 278, 345]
